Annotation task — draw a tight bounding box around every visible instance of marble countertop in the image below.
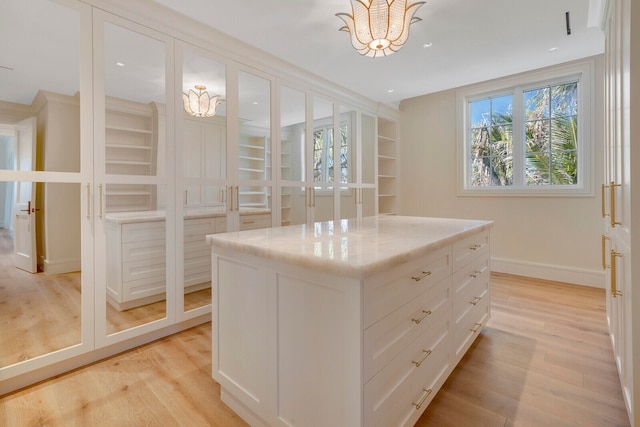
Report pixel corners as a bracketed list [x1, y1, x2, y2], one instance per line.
[207, 215, 493, 279]
[105, 207, 271, 224]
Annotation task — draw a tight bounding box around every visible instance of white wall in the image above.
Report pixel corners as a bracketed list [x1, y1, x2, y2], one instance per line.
[398, 56, 605, 288]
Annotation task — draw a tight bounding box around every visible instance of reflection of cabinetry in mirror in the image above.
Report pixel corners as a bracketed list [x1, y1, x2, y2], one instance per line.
[378, 117, 398, 215]
[183, 115, 226, 206]
[106, 213, 227, 311]
[238, 134, 268, 208]
[280, 129, 292, 225]
[104, 97, 160, 212]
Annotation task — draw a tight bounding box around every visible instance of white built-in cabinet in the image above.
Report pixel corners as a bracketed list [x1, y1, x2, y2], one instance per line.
[602, 0, 639, 425]
[0, 0, 398, 395]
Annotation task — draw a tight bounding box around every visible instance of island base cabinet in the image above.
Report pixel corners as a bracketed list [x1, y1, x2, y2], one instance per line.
[209, 219, 492, 427]
[212, 253, 362, 427]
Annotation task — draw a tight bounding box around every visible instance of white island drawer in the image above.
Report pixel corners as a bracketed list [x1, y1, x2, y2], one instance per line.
[364, 314, 450, 427]
[452, 229, 489, 271]
[364, 276, 450, 381]
[364, 245, 451, 328]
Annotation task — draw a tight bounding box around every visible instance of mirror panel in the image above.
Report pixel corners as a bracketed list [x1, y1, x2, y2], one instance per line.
[103, 22, 167, 332]
[313, 97, 333, 222]
[280, 86, 306, 226]
[181, 47, 226, 312]
[0, 0, 83, 368]
[0, 181, 82, 368]
[238, 71, 272, 228]
[362, 113, 376, 185]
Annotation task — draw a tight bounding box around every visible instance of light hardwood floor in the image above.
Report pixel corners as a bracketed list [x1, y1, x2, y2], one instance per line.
[0, 273, 630, 426]
[0, 228, 211, 367]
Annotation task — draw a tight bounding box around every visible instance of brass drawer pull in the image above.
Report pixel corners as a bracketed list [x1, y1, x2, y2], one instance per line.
[470, 244, 482, 251]
[610, 249, 622, 298]
[411, 271, 432, 281]
[412, 388, 433, 410]
[470, 322, 483, 333]
[411, 310, 432, 324]
[412, 349, 432, 367]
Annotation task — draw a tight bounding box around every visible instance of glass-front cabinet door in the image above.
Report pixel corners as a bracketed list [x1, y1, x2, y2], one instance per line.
[312, 96, 335, 222]
[0, 0, 92, 377]
[279, 85, 307, 226]
[94, 13, 173, 343]
[178, 44, 227, 316]
[361, 113, 377, 217]
[237, 70, 273, 231]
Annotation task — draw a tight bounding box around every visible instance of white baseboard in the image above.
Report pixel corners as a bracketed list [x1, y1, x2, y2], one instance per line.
[491, 257, 605, 289]
[42, 258, 81, 275]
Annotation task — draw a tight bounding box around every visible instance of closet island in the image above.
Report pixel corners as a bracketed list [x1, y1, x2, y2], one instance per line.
[207, 215, 493, 427]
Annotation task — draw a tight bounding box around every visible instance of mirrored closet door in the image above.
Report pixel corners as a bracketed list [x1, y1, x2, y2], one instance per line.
[0, 0, 92, 374]
[93, 13, 174, 341]
[178, 44, 227, 316]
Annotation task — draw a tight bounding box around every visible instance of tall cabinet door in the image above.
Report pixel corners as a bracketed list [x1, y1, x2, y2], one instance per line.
[603, 0, 636, 424]
[177, 43, 227, 318]
[93, 12, 174, 345]
[0, 0, 93, 386]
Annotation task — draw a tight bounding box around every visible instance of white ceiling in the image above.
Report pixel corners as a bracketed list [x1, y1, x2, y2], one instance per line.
[0, 0, 605, 109]
[153, 0, 605, 105]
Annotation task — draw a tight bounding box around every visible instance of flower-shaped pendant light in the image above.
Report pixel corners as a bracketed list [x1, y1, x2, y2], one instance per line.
[336, 0, 425, 57]
[183, 85, 224, 117]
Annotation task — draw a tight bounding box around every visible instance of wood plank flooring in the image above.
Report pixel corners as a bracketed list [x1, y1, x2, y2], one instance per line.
[0, 273, 630, 426]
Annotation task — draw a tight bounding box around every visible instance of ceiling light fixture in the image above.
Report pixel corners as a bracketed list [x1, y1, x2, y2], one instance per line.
[182, 85, 224, 118]
[336, 0, 425, 58]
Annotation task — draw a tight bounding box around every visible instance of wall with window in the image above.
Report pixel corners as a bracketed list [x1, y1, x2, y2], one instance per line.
[399, 56, 605, 287]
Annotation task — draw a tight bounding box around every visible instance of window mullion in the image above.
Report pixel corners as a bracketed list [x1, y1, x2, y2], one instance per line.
[512, 88, 525, 187]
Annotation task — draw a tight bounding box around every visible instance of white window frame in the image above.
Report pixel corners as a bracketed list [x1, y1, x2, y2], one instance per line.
[312, 114, 353, 194]
[456, 60, 595, 197]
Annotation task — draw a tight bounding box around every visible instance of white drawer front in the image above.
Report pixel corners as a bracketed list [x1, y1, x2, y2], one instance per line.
[453, 292, 489, 362]
[452, 254, 490, 320]
[364, 277, 450, 381]
[122, 221, 165, 243]
[122, 240, 166, 264]
[364, 314, 450, 427]
[122, 258, 166, 283]
[184, 217, 215, 236]
[452, 230, 489, 271]
[239, 214, 271, 230]
[123, 275, 166, 300]
[364, 245, 451, 328]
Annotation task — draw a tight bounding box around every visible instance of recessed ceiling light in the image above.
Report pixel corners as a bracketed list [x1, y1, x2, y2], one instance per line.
[387, 89, 394, 93]
[253, 101, 259, 105]
[116, 62, 125, 67]
[548, 47, 559, 52]
[423, 42, 433, 48]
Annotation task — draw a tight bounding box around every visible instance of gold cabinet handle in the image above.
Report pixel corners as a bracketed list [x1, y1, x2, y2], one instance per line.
[601, 183, 609, 218]
[610, 249, 622, 298]
[86, 184, 91, 219]
[411, 270, 432, 281]
[411, 310, 432, 324]
[470, 322, 483, 333]
[412, 349, 432, 368]
[470, 244, 482, 251]
[601, 235, 609, 270]
[412, 388, 433, 410]
[98, 184, 103, 219]
[610, 181, 621, 227]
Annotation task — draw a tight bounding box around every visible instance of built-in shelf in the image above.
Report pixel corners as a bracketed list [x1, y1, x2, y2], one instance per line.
[104, 97, 158, 212]
[378, 117, 398, 215]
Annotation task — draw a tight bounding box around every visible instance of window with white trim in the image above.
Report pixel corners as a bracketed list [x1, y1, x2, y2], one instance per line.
[458, 62, 592, 196]
[313, 121, 350, 184]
